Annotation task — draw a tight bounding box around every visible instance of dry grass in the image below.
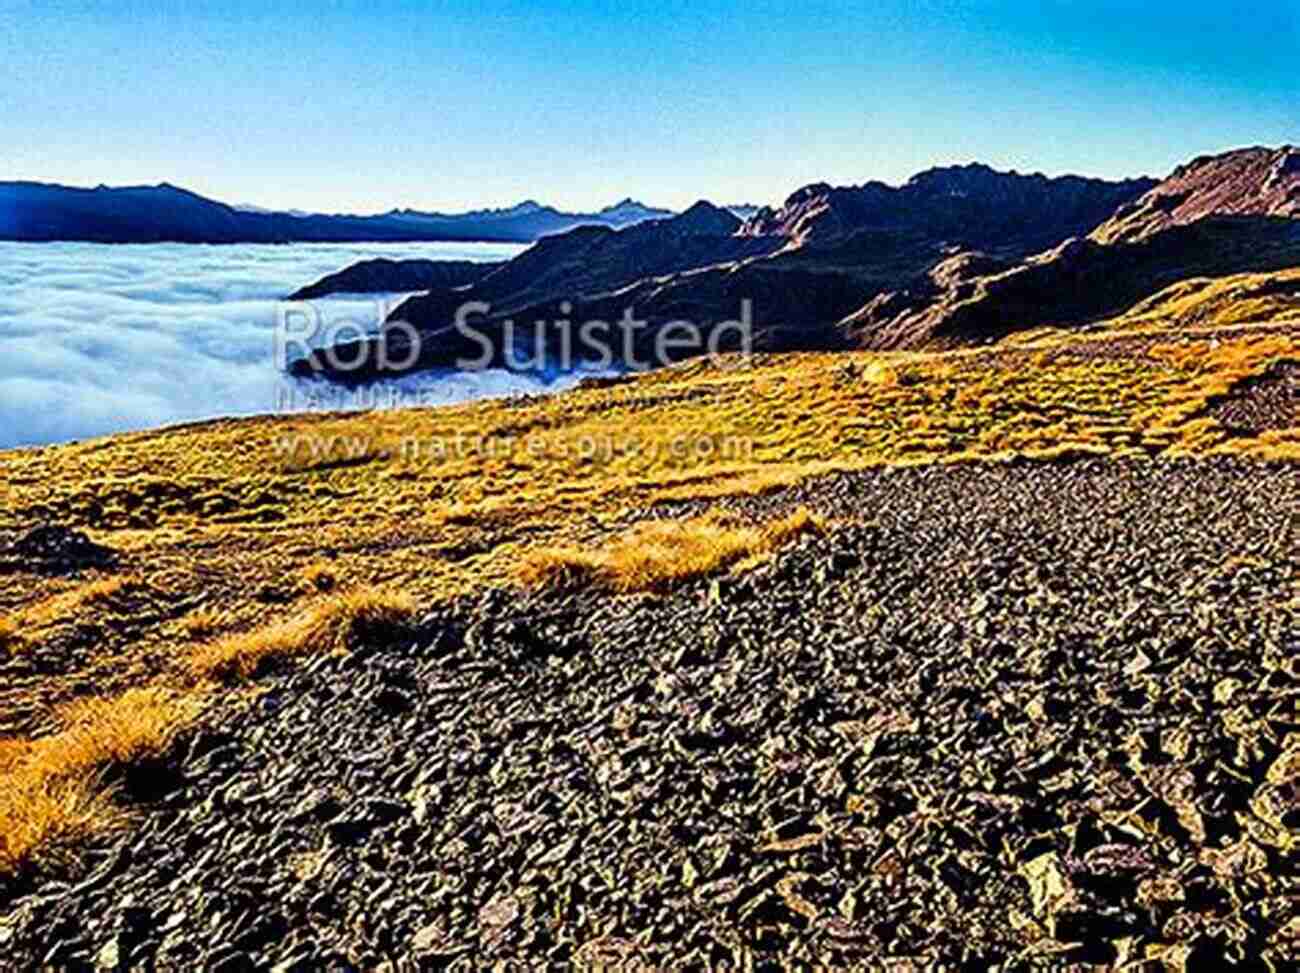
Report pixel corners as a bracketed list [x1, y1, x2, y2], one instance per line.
[79, 575, 134, 604]
[188, 586, 418, 682]
[0, 687, 201, 875]
[0, 322, 1293, 711]
[518, 508, 827, 593]
[21, 574, 145, 632]
[0, 587, 418, 879]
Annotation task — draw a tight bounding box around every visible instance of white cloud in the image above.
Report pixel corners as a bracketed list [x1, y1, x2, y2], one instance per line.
[0, 240, 536, 449]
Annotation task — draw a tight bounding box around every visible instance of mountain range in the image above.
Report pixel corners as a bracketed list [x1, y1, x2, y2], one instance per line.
[849, 146, 1300, 348]
[287, 145, 1300, 380]
[0, 183, 676, 243]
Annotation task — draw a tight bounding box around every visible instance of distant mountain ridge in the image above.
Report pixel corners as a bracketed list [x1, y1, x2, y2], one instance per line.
[0, 181, 674, 244]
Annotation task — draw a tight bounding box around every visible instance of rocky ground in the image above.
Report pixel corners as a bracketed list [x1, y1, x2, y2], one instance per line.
[1209, 362, 1299, 436]
[1, 456, 1297, 970]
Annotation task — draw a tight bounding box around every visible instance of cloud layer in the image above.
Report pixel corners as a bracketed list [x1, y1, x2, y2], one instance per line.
[0, 240, 549, 449]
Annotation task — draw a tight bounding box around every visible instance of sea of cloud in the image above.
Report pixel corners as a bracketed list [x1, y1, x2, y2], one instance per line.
[0, 240, 602, 449]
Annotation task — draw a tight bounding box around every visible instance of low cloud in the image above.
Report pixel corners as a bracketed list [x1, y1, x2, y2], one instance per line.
[0, 241, 534, 449]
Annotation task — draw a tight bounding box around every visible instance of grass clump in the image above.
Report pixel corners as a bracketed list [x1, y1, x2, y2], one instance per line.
[0, 687, 200, 876]
[517, 507, 826, 594]
[78, 576, 134, 605]
[22, 574, 146, 631]
[0, 615, 21, 653]
[188, 586, 418, 682]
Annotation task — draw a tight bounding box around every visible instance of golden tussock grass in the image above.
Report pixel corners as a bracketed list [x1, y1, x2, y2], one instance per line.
[517, 507, 827, 594]
[0, 737, 29, 773]
[188, 586, 418, 682]
[433, 495, 519, 527]
[21, 574, 146, 631]
[1222, 428, 1300, 462]
[1105, 268, 1300, 331]
[79, 575, 135, 603]
[0, 687, 201, 875]
[1, 588, 417, 878]
[647, 461, 847, 505]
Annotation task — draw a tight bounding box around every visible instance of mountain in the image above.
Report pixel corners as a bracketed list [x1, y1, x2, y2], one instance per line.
[1093, 145, 1300, 244]
[0, 182, 674, 244]
[7, 266, 1296, 972]
[739, 163, 1156, 252]
[290, 165, 1154, 379]
[234, 203, 313, 218]
[597, 198, 676, 226]
[847, 146, 1300, 348]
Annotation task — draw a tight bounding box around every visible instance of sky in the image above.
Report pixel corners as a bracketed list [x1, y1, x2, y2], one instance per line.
[2, 0, 1297, 213]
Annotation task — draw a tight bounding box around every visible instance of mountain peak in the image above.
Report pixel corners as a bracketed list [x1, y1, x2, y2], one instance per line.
[670, 200, 741, 235]
[1093, 144, 1300, 244]
[596, 199, 674, 225]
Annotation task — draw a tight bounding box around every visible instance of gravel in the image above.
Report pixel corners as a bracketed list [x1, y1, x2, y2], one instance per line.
[0, 456, 1296, 970]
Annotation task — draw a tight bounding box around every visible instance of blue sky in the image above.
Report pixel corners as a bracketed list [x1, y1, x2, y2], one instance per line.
[2, 0, 1296, 213]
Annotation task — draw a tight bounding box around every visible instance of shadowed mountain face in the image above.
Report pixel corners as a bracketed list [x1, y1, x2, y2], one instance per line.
[848, 218, 1300, 349]
[740, 163, 1157, 253]
[291, 147, 1300, 380]
[849, 146, 1300, 348]
[0, 182, 672, 244]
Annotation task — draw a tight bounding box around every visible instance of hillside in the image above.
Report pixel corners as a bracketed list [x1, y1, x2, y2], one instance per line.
[292, 202, 786, 377]
[1093, 146, 1300, 244]
[288, 258, 504, 301]
[0, 307, 1296, 966]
